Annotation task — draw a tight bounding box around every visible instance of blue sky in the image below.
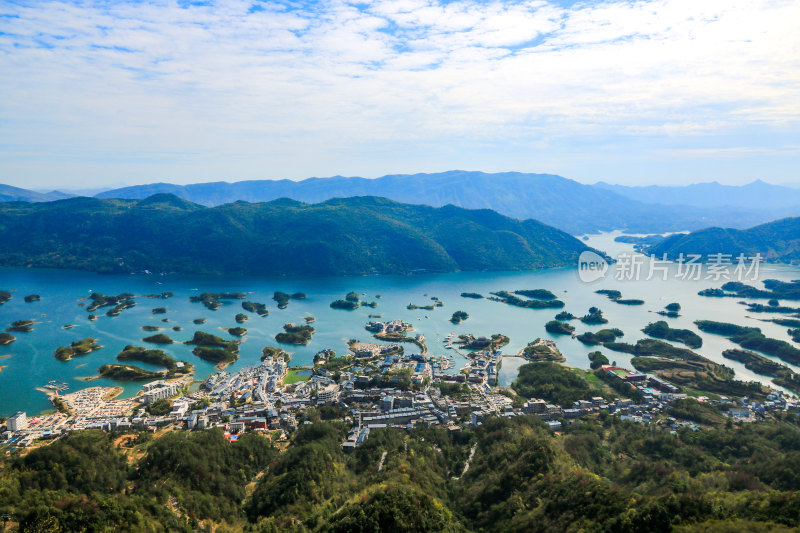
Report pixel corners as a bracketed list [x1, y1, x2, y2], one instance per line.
[1, 0, 799, 189]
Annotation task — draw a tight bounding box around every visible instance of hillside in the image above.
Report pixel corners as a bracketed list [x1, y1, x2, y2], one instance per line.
[597, 179, 800, 211]
[0, 194, 591, 276]
[649, 217, 800, 262]
[0, 184, 71, 203]
[92, 171, 789, 234]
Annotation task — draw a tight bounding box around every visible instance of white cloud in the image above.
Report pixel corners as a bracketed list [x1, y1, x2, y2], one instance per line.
[0, 0, 799, 186]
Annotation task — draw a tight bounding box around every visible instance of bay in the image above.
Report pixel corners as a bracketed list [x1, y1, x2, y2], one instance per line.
[1, 231, 799, 417]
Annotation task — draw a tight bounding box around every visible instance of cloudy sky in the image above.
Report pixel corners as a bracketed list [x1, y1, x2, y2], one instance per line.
[1, 0, 799, 189]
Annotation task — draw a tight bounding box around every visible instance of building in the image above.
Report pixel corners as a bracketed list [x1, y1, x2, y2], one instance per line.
[141, 381, 178, 404]
[7, 411, 27, 432]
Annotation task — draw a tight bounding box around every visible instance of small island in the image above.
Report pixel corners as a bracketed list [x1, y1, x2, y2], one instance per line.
[54, 338, 101, 361]
[141, 325, 161, 332]
[261, 346, 290, 361]
[190, 291, 246, 310]
[228, 327, 247, 337]
[98, 364, 162, 381]
[460, 292, 483, 299]
[152, 307, 167, 314]
[576, 328, 623, 345]
[450, 311, 469, 324]
[596, 289, 644, 305]
[642, 321, 702, 349]
[193, 318, 206, 324]
[489, 290, 565, 310]
[0, 332, 16, 345]
[554, 311, 575, 321]
[24, 294, 41, 303]
[235, 313, 248, 323]
[272, 291, 305, 309]
[520, 338, 565, 362]
[275, 323, 315, 345]
[116, 345, 192, 377]
[331, 292, 362, 310]
[0, 290, 11, 305]
[142, 333, 174, 345]
[657, 302, 681, 318]
[545, 320, 575, 335]
[242, 301, 268, 316]
[184, 331, 240, 367]
[580, 307, 608, 325]
[6, 319, 34, 332]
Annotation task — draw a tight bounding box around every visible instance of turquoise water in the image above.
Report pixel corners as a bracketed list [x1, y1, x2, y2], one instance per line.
[2, 231, 799, 416]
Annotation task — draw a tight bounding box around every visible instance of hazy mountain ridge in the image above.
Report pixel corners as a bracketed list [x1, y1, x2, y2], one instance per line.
[91, 171, 799, 234]
[649, 216, 800, 262]
[0, 194, 591, 276]
[596, 179, 800, 210]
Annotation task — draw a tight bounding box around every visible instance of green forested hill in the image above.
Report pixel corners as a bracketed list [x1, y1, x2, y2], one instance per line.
[649, 217, 800, 262]
[0, 194, 590, 276]
[4, 413, 800, 532]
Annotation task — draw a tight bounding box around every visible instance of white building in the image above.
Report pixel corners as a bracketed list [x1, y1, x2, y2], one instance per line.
[141, 381, 178, 404]
[7, 411, 27, 432]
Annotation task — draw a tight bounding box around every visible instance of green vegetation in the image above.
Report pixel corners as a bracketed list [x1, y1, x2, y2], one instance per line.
[770, 318, 800, 328]
[6, 319, 33, 332]
[116, 345, 192, 376]
[408, 302, 436, 310]
[576, 328, 623, 345]
[152, 307, 167, 314]
[190, 291, 246, 310]
[606, 339, 768, 399]
[276, 323, 315, 345]
[184, 330, 240, 366]
[54, 338, 101, 361]
[580, 306, 607, 324]
[145, 398, 172, 416]
[141, 325, 160, 331]
[587, 350, 610, 369]
[86, 292, 135, 313]
[515, 289, 556, 299]
[521, 340, 566, 362]
[142, 333, 174, 344]
[642, 320, 703, 348]
[234, 313, 248, 323]
[98, 363, 162, 381]
[284, 369, 311, 384]
[513, 362, 597, 406]
[242, 301, 268, 316]
[0, 290, 10, 305]
[24, 294, 40, 302]
[450, 310, 469, 324]
[228, 326, 247, 337]
[0, 195, 591, 275]
[489, 290, 565, 309]
[272, 291, 304, 308]
[596, 289, 643, 305]
[0, 332, 15, 345]
[330, 299, 359, 310]
[545, 320, 574, 335]
[461, 292, 483, 299]
[595, 289, 621, 300]
[261, 346, 290, 361]
[11, 409, 800, 531]
[555, 311, 575, 320]
[658, 302, 681, 317]
[722, 349, 800, 394]
[696, 320, 800, 365]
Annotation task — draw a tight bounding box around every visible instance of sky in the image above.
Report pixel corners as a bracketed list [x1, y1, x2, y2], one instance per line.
[1, 0, 799, 190]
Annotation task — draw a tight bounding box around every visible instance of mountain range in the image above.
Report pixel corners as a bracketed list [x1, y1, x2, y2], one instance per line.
[596, 179, 800, 210]
[6, 171, 800, 234]
[0, 194, 591, 276]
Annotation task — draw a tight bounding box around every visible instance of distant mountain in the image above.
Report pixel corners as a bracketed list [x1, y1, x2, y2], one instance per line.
[93, 171, 797, 234]
[0, 194, 592, 276]
[649, 217, 800, 262]
[0, 184, 72, 203]
[596, 180, 800, 210]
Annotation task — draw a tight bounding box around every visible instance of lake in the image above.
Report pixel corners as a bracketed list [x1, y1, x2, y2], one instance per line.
[1, 231, 798, 417]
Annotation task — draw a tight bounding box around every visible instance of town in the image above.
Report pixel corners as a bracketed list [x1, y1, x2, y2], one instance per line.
[3, 318, 799, 449]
